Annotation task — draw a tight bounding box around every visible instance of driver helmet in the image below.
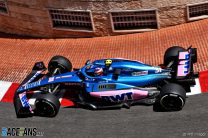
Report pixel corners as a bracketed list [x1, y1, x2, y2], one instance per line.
[94, 67, 103, 76]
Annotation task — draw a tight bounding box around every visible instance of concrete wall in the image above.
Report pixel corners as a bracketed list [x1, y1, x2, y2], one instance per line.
[0, 0, 207, 38]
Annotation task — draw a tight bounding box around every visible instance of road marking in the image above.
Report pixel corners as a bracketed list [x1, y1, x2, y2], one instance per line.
[1, 83, 19, 102]
[188, 79, 202, 96]
[0, 81, 12, 101]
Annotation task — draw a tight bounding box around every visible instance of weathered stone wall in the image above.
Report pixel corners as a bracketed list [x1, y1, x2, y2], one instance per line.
[0, 0, 207, 37]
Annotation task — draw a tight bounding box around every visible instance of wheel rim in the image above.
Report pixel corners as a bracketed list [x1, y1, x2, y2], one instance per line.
[35, 100, 56, 117]
[160, 94, 184, 111]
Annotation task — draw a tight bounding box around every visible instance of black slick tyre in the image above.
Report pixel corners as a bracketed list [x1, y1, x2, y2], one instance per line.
[158, 83, 186, 111]
[35, 93, 60, 117]
[48, 55, 72, 75]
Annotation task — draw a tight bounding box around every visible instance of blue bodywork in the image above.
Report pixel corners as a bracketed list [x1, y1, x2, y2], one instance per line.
[14, 48, 198, 117]
[17, 58, 171, 94]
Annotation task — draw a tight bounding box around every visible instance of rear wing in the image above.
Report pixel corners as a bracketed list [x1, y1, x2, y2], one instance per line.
[176, 48, 197, 79]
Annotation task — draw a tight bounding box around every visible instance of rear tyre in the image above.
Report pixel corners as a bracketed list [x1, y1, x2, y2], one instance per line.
[164, 46, 186, 66]
[48, 55, 72, 75]
[156, 83, 186, 111]
[35, 93, 60, 117]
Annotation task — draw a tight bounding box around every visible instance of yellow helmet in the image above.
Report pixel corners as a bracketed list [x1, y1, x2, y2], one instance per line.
[105, 59, 112, 66]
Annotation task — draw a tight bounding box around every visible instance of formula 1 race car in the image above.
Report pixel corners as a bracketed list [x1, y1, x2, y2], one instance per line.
[14, 46, 198, 117]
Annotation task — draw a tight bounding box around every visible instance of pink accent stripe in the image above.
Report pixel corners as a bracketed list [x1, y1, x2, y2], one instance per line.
[90, 89, 135, 97]
[179, 51, 189, 59]
[177, 65, 188, 77]
[90, 89, 148, 100]
[179, 60, 188, 65]
[133, 89, 148, 99]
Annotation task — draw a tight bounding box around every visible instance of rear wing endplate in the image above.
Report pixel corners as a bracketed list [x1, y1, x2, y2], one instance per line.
[176, 48, 197, 79]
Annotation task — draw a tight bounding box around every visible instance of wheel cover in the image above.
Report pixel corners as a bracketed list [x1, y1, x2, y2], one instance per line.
[35, 99, 56, 117]
[160, 94, 185, 111]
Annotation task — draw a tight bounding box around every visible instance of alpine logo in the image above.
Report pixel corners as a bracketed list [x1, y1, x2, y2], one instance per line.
[101, 92, 133, 102]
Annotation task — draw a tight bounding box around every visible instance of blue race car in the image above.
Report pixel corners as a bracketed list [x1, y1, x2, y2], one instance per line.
[14, 46, 198, 117]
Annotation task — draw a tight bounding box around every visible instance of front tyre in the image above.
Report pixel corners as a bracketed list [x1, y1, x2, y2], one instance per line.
[35, 93, 60, 117]
[157, 83, 186, 111]
[48, 55, 72, 75]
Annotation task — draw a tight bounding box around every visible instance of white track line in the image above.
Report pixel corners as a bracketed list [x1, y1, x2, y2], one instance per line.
[188, 78, 202, 96]
[0, 81, 12, 101]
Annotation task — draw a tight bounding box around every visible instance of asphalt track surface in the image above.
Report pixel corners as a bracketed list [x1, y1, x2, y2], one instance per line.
[0, 93, 208, 138]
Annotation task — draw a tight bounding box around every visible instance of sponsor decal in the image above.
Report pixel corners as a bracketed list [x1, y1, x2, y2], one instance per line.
[48, 77, 55, 82]
[24, 81, 41, 89]
[177, 52, 190, 77]
[132, 71, 148, 76]
[18, 92, 33, 113]
[1, 127, 44, 137]
[155, 68, 162, 73]
[177, 61, 190, 76]
[179, 51, 190, 60]
[55, 75, 72, 79]
[101, 92, 133, 102]
[22, 71, 42, 86]
[19, 92, 30, 108]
